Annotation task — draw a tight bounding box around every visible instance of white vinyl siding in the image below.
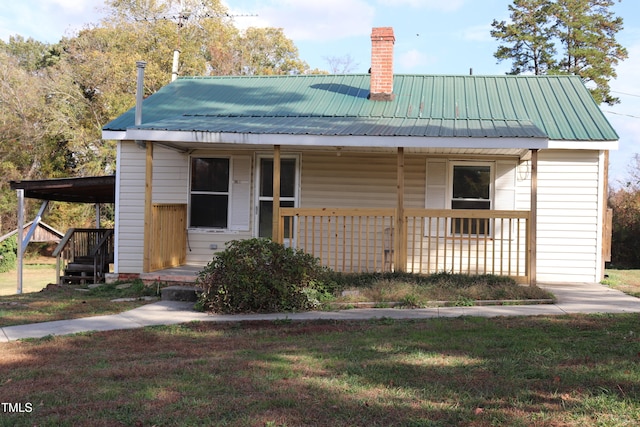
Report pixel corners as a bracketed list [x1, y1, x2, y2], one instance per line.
[115, 141, 146, 273]
[152, 147, 188, 203]
[535, 150, 602, 282]
[301, 151, 425, 208]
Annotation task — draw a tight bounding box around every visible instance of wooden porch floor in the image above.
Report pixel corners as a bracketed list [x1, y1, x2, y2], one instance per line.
[140, 264, 201, 285]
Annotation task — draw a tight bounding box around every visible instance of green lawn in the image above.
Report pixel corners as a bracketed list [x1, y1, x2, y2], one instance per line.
[1, 269, 640, 425]
[602, 269, 640, 298]
[1, 315, 640, 426]
[0, 259, 57, 296]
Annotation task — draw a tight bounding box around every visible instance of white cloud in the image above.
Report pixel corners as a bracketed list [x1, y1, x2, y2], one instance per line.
[238, 0, 375, 41]
[397, 48, 435, 71]
[461, 24, 492, 42]
[0, 0, 104, 42]
[50, 0, 98, 13]
[377, 0, 464, 12]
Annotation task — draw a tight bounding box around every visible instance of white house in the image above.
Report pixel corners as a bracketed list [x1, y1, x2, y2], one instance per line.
[103, 27, 617, 284]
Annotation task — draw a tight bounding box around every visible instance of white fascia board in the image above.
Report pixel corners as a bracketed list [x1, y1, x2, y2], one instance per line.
[546, 139, 619, 150]
[103, 130, 128, 140]
[124, 129, 551, 150]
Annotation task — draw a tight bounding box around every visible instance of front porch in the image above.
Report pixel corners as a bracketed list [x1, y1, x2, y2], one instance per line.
[140, 147, 539, 285]
[143, 206, 532, 285]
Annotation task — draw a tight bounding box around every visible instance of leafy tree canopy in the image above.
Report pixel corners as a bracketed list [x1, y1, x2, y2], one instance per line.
[0, 0, 311, 234]
[491, 0, 627, 105]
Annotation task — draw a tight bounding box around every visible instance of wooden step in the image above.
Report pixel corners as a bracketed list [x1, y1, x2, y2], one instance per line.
[60, 275, 91, 283]
[66, 263, 95, 273]
[161, 286, 202, 302]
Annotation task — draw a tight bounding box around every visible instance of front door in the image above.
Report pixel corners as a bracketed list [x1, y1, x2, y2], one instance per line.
[256, 155, 299, 240]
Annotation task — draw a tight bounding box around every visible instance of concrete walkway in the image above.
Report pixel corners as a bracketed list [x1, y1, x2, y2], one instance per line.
[2, 282, 640, 343]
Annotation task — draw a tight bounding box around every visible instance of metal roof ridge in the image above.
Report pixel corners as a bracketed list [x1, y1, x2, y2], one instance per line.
[175, 74, 371, 80]
[173, 74, 584, 80]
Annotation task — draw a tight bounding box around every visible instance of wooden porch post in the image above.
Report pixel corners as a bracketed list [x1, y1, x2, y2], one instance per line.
[602, 150, 611, 280]
[143, 142, 153, 273]
[395, 147, 406, 272]
[530, 149, 538, 285]
[272, 145, 281, 243]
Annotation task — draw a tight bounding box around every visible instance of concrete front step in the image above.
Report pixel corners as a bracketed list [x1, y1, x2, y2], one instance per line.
[160, 285, 202, 302]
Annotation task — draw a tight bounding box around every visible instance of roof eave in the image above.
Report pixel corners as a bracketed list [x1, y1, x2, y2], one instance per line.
[122, 129, 550, 150]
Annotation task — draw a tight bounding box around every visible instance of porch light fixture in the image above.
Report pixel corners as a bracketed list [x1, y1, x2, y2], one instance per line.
[518, 160, 531, 181]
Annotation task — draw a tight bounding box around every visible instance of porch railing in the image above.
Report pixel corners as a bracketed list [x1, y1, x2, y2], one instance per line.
[280, 207, 531, 283]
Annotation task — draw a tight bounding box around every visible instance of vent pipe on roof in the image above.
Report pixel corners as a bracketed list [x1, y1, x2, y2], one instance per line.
[369, 27, 395, 101]
[135, 61, 147, 149]
[135, 61, 146, 126]
[171, 50, 180, 82]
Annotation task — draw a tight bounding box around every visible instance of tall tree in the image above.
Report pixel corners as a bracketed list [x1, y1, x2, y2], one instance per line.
[551, 0, 626, 105]
[491, 0, 557, 75]
[239, 27, 309, 75]
[491, 0, 627, 105]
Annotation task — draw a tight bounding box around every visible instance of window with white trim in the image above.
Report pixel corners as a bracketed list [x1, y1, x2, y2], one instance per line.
[450, 162, 493, 235]
[189, 157, 230, 228]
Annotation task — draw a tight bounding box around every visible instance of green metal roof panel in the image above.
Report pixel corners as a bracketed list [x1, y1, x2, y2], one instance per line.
[135, 115, 547, 139]
[103, 74, 618, 141]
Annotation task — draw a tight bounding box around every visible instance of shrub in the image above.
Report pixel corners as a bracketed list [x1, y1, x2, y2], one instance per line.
[197, 238, 333, 314]
[0, 235, 17, 273]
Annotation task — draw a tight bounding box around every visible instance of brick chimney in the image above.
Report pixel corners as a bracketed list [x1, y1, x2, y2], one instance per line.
[369, 27, 395, 101]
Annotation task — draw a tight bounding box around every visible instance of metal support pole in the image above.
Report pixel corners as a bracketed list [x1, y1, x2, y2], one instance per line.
[16, 189, 24, 294]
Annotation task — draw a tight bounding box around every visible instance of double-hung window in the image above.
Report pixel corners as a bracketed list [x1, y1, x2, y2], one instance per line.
[450, 163, 492, 235]
[190, 157, 230, 228]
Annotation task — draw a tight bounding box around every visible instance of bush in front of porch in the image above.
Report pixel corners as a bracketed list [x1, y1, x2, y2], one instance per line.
[197, 238, 553, 314]
[197, 238, 334, 314]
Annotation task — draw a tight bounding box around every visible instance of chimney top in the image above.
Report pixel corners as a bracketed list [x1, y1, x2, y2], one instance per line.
[369, 27, 395, 101]
[371, 27, 395, 41]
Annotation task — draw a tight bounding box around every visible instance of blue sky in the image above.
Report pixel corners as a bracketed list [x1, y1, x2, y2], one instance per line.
[1, 0, 638, 185]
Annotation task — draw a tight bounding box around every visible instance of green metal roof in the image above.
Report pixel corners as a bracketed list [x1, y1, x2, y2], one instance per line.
[103, 74, 618, 142]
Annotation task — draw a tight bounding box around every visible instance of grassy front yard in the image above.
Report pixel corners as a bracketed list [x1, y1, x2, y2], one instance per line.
[1, 315, 640, 426]
[1, 270, 640, 425]
[0, 258, 57, 296]
[0, 281, 161, 328]
[602, 269, 640, 298]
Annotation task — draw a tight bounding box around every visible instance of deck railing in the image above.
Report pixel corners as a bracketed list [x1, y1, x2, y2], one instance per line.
[280, 207, 531, 282]
[53, 228, 114, 283]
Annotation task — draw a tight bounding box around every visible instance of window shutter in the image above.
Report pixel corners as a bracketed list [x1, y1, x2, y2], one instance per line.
[425, 159, 447, 209]
[494, 160, 517, 240]
[495, 160, 516, 210]
[425, 159, 447, 235]
[229, 156, 252, 231]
